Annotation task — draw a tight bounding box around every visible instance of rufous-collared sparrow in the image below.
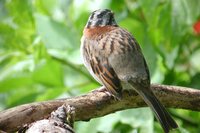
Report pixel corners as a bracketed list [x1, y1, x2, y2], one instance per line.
[81, 9, 178, 133]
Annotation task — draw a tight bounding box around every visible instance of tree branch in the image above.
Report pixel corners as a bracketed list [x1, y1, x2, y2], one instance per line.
[0, 84, 200, 132]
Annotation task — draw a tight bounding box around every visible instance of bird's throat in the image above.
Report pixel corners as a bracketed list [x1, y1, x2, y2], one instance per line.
[83, 26, 117, 39]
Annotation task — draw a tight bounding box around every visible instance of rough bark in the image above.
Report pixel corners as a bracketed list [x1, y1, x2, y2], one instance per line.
[24, 104, 75, 133]
[0, 84, 200, 132]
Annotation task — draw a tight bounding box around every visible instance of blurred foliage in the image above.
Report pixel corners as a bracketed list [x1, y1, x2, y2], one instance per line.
[0, 0, 200, 132]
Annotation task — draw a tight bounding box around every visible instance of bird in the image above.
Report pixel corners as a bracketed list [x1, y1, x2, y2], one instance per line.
[80, 9, 178, 133]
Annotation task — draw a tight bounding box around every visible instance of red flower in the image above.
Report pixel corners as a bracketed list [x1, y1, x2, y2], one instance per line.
[193, 20, 200, 35]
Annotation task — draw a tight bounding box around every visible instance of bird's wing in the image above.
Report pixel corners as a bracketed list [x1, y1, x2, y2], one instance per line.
[90, 57, 122, 98]
[81, 36, 122, 99]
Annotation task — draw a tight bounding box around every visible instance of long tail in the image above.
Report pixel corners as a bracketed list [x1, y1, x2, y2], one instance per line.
[129, 81, 178, 133]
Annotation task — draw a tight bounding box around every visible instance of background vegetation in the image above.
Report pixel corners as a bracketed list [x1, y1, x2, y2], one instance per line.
[0, 0, 200, 132]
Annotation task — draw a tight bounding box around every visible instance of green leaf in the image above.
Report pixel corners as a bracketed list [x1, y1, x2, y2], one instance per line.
[0, 55, 34, 92]
[32, 59, 64, 87]
[75, 108, 153, 133]
[35, 87, 66, 101]
[34, 13, 77, 50]
[6, 88, 39, 107]
[0, 75, 33, 92]
[112, 122, 133, 133]
[190, 49, 200, 71]
[189, 73, 200, 89]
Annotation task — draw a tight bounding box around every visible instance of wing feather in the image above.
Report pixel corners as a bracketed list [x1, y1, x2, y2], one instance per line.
[90, 57, 122, 98]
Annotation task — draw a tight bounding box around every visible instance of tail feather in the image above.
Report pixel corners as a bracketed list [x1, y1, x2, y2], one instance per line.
[141, 90, 178, 132]
[130, 82, 178, 133]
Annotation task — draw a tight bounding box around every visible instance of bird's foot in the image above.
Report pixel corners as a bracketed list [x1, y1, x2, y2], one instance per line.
[92, 86, 113, 96]
[92, 87, 120, 101]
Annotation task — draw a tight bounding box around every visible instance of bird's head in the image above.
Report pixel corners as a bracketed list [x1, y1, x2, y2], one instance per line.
[86, 9, 118, 28]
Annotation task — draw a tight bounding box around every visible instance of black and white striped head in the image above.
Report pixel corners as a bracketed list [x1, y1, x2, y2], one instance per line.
[86, 9, 118, 28]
